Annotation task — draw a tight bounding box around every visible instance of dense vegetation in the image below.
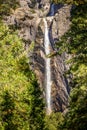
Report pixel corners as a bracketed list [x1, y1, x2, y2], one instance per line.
[0, 0, 87, 130]
[0, 23, 45, 130]
[57, 1, 87, 130]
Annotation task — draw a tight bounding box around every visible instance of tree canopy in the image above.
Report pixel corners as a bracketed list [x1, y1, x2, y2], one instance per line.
[0, 22, 45, 130]
[57, 2, 87, 130]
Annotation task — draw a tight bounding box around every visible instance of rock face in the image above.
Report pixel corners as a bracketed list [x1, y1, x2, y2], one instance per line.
[4, 0, 71, 112]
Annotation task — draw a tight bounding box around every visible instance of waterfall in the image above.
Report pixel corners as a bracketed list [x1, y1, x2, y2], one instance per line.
[43, 18, 52, 114]
[50, 4, 55, 16]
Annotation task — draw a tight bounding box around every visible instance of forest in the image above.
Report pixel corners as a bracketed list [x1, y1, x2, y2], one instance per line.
[0, 0, 87, 130]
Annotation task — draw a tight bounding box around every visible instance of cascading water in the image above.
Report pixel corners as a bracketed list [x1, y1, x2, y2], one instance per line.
[43, 18, 52, 114]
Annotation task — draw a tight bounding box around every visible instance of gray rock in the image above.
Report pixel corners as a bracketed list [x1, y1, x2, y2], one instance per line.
[4, 0, 71, 112]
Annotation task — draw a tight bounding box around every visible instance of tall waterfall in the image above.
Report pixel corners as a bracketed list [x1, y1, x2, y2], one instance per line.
[43, 18, 52, 114]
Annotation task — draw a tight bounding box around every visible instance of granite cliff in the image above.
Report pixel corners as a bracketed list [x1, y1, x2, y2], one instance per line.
[4, 0, 71, 112]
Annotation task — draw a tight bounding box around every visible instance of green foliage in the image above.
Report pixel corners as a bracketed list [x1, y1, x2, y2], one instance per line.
[0, 90, 18, 130]
[44, 112, 64, 130]
[51, 0, 86, 4]
[57, 2, 87, 130]
[57, 3, 87, 87]
[62, 87, 87, 130]
[51, 0, 64, 4]
[0, 1, 87, 130]
[0, 22, 45, 130]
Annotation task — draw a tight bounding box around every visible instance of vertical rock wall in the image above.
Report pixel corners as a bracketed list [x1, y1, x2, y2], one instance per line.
[33, 3, 71, 112]
[4, 0, 71, 112]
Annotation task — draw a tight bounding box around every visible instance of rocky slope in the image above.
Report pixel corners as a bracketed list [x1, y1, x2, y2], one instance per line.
[5, 0, 71, 112]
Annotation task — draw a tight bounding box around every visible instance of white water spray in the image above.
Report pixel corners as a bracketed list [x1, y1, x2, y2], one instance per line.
[43, 18, 52, 114]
